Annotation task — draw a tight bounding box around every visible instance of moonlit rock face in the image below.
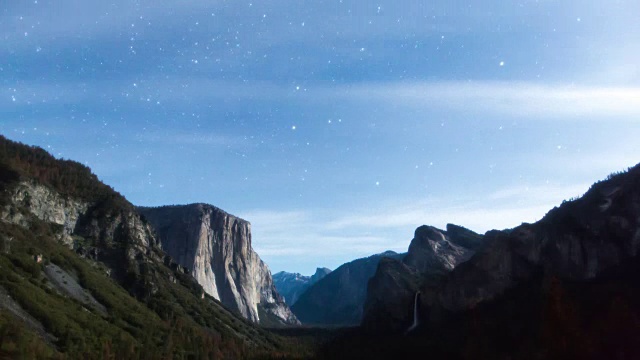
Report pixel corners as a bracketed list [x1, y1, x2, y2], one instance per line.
[3, 180, 164, 281]
[138, 204, 299, 325]
[6, 183, 89, 246]
[404, 225, 476, 273]
[362, 224, 483, 332]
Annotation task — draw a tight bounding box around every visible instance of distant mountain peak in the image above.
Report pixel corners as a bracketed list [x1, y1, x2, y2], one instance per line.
[376, 250, 398, 257]
[273, 267, 332, 306]
[314, 267, 331, 275]
[291, 251, 405, 326]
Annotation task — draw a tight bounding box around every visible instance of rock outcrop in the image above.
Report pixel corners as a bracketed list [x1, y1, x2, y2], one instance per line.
[138, 204, 299, 325]
[292, 251, 404, 326]
[362, 224, 483, 332]
[273, 267, 331, 306]
[310, 267, 332, 284]
[438, 165, 640, 312]
[4, 182, 88, 246]
[404, 225, 477, 273]
[2, 181, 163, 287]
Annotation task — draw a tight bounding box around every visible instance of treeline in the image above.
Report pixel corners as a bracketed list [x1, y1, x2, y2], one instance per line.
[0, 135, 127, 206]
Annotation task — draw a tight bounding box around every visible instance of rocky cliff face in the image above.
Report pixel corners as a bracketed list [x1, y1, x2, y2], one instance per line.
[292, 251, 404, 326]
[0, 136, 298, 357]
[273, 267, 331, 306]
[362, 224, 482, 332]
[6, 183, 300, 326]
[362, 165, 640, 339]
[438, 165, 640, 312]
[3, 182, 89, 246]
[138, 204, 299, 325]
[404, 225, 477, 273]
[2, 181, 162, 282]
[311, 267, 332, 283]
[0, 145, 298, 326]
[344, 165, 640, 359]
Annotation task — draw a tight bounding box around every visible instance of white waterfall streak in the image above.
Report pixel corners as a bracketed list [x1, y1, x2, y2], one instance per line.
[406, 291, 420, 334]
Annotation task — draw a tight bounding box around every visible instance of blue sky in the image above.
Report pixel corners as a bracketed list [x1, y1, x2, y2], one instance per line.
[2, 0, 640, 275]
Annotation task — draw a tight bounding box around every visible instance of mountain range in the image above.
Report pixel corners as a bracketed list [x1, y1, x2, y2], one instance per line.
[279, 225, 483, 328]
[320, 164, 640, 359]
[2, 133, 639, 359]
[291, 251, 404, 326]
[273, 267, 331, 306]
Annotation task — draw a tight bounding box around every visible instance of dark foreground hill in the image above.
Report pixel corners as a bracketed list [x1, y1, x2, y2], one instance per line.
[0, 135, 306, 359]
[319, 163, 640, 359]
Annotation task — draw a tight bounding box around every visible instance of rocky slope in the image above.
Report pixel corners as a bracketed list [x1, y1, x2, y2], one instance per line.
[2, 177, 164, 299]
[0, 135, 295, 358]
[362, 224, 483, 332]
[292, 251, 404, 326]
[138, 204, 299, 326]
[273, 267, 331, 306]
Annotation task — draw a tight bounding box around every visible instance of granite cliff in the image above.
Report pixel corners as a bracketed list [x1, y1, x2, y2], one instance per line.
[0, 135, 288, 358]
[138, 204, 299, 326]
[362, 224, 483, 332]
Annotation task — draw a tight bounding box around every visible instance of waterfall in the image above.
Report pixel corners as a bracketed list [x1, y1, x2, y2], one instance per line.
[406, 291, 420, 334]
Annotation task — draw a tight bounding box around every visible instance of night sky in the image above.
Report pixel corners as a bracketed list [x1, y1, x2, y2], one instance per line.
[2, 0, 640, 274]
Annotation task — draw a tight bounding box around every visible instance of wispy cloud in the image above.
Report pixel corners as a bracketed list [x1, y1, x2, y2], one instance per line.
[243, 208, 405, 268]
[1, 0, 224, 45]
[531, 152, 640, 177]
[335, 81, 640, 119]
[1, 0, 549, 50]
[324, 183, 590, 232]
[244, 180, 591, 273]
[256, 235, 392, 257]
[0, 78, 295, 108]
[135, 131, 247, 148]
[0, 82, 91, 107]
[8, 79, 640, 121]
[124, 80, 640, 121]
